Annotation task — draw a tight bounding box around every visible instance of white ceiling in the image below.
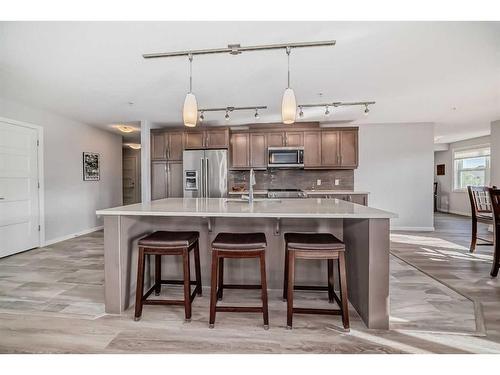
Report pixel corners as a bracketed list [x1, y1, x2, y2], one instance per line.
[0, 21, 499, 143]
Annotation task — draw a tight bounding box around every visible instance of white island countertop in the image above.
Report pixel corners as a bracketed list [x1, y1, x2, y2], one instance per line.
[228, 190, 370, 195]
[96, 198, 397, 219]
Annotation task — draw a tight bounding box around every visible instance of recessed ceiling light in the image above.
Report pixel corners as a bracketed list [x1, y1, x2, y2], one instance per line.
[115, 125, 136, 133]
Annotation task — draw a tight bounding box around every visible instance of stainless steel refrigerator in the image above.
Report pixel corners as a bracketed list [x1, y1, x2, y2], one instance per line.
[183, 149, 228, 198]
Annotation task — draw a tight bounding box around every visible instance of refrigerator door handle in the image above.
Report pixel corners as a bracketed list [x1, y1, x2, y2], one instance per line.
[205, 157, 209, 198]
[200, 157, 205, 197]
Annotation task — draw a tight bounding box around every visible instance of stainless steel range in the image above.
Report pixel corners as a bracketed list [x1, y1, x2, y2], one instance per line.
[267, 188, 308, 199]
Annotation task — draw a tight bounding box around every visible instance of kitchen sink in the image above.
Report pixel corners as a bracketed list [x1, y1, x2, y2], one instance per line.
[224, 198, 282, 203]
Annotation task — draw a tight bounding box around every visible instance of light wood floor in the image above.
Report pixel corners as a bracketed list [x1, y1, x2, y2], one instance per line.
[0, 213, 499, 353]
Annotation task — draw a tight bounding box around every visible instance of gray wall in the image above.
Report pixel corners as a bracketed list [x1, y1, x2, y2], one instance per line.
[434, 135, 491, 216]
[354, 123, 435, 230]
[0, 97, 123, 244]
[491, 120, 500, 188]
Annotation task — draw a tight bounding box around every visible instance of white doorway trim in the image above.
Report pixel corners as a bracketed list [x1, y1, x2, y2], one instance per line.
[0, 116, 45, 247]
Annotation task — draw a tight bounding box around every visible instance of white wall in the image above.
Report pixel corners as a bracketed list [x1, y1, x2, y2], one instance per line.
[0, 97, 122, 244]
[354, 123, 434, 231]
[491, 120, 500, 187]
[434, 135, 490, 216]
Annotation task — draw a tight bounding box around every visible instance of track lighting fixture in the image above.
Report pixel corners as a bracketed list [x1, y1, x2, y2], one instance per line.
[199, 111, 205, 122]
[225, 110, 230, 121]
[254, 108, 260, 119]
[198, 106, 267, 122]
[298, 101, 375, 118]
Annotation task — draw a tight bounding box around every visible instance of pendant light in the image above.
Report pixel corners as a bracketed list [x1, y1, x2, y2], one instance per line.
[183, 54, 198, 127]
[281, 47, 297, 125]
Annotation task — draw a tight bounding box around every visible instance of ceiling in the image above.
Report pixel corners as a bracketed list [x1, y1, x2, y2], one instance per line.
[0, 21, 499, 144]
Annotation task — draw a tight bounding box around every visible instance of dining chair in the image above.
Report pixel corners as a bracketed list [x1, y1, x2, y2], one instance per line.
[467, 186, 494, 253]
[487, 188, 500, 277]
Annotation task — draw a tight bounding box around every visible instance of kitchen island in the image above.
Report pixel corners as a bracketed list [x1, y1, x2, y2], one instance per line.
[96, 198, 397, 329]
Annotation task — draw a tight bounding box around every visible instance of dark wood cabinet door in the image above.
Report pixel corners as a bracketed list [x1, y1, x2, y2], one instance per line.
[339, 130, 358, 167]
[285, 131, 304, 147]
[184, 131, 204, 149]
[230, 133, 249, 168]
[303, 131, 321, 168]
[206, 129, 229, 149]
[167, 132, 184, 161]
[151, 162, 167, 200]
[151, 133, 167, 160]
[267, 132, 284, 147]
[321, 131, 340, 166]
[167, 162, 183, 198]
[250, 133, 267, 168]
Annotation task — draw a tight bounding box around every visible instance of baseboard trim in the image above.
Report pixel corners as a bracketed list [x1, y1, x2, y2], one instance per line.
[43, 225, 104, 247]
[391, 226, 435, 232]
[439, 209, 470, 217]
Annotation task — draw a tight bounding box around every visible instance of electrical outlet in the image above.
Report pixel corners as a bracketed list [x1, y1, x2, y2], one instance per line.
[334, 179, 340, 186]
[316, 179, 321, 186]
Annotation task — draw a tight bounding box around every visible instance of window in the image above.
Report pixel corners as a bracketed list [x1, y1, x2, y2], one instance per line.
[453, 145, 490, 191]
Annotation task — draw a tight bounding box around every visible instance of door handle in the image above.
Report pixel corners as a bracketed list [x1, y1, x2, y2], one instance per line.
[200, 158, 204, 197]
[205, 158, 209, 198]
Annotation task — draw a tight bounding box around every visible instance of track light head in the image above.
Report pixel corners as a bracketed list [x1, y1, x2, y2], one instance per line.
[254, 109, 260, 119]
[225, 110, 230, 121]
[199, 111, 204, 122]
[364, 104, 370, 116]
[325, 105, 330, 117]
[298, 106, 304, 118]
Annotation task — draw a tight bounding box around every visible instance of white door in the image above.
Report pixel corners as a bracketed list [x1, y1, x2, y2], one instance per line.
[0, 121, 40, 257]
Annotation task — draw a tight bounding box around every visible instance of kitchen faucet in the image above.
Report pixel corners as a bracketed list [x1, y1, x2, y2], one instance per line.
[242, 168, 256, 203]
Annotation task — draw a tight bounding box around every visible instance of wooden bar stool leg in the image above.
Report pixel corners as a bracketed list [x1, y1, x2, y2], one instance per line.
[182, 248, 192, 321]
[209, 250, 218, 328]
[338, 252, 350, 330]
[259, 251, 269, 329]
[286, 250, 295, 329]
[194, 241, 202, 296]
[217, 257, 224, 301]
[282, 244, 289, 301]
[154, 254, 161, 296]
[134, 248, 146, 321]
[327, 259, 334, 303]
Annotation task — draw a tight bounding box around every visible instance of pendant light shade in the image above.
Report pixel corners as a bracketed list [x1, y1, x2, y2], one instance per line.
[281, 47, 296, 125]
[183, 54, 198, 127]
[282, 88, 297, 124]
[183, 93, 198, 127]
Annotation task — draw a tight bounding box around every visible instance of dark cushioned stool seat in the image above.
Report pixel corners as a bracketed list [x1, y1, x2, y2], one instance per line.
[138, 231, 199, 248]
[284, 233, 345, 251]
[212, 232, 267, 250]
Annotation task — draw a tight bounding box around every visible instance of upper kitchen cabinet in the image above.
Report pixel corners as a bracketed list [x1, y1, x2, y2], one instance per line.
[339, 129, 358, 168]
[266, 131, 304, 147]
[230, 132, 250, 169]
[249, 133, 267, 169]
[303, 131, 322, 168]
[184, 128, 229, 150]
[229, 132, 267, 170]
[151, 131, 184, 161]
[320, 129, 358, 169]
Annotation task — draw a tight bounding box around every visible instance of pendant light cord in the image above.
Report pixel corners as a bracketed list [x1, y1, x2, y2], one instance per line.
[286, 47, 291, 89]
[188, 54, 193, 93]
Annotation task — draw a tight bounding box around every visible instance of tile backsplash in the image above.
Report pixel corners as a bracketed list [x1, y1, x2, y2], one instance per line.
[229, 169, 354, 191]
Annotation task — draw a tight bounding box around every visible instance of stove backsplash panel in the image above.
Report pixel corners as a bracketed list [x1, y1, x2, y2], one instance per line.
[229, 169, 354, 191]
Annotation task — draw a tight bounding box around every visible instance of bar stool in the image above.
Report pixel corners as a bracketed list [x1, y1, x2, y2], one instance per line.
[134, 231, 202, 322]
[209, 232, 269, 329]
[283, 232, 350, 330]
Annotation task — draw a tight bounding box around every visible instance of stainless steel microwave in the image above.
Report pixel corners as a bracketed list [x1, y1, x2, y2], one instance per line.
[268, 147, 304, 168]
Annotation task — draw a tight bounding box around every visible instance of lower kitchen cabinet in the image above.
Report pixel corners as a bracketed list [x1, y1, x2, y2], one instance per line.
[319, 193, 368, 206]
[151, 161, 183, 200]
